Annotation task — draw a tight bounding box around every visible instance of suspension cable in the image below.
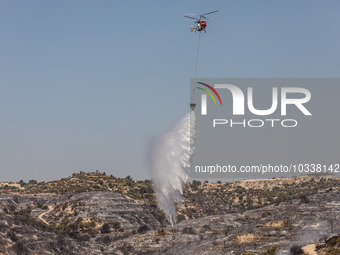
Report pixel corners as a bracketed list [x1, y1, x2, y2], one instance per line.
[192, 32, 202, 102]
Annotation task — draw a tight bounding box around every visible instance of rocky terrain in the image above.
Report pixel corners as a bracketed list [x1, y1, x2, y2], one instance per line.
[0, 172, 339, 254]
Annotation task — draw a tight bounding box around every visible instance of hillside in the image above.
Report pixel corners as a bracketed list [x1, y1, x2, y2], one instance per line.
[0, 189, 339, 254]
[1, 171, 339, 221]
[0, 172, 339, 254]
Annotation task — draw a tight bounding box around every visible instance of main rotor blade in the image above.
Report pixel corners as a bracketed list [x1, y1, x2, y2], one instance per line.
[184, 13, 199, 16]
[205, 16, 224, 20]
[201, 10, 218, 16]
[184, 15, 199, 20]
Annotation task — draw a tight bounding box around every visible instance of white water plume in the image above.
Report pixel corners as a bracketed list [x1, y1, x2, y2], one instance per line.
[149, 111, 196, 227]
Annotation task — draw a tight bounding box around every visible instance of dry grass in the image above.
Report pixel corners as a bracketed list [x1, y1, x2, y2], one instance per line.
[301, 244, 318, 255]
[264, 220, 285, 228]
[236, 234, 257, 243]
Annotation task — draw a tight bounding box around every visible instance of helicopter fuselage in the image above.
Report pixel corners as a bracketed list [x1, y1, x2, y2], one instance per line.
[192, 19, 207, 32]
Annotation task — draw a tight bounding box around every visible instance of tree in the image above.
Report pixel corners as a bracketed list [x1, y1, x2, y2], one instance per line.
[18, 180, 26, 187]
[192, 180, 201, 186]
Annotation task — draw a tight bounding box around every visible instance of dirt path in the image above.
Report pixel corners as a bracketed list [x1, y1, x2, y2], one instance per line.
[301, 244, 318, 255]
[37, 206, 53, 225]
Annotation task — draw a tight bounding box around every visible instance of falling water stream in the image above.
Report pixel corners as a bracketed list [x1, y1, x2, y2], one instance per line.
[149, 111, 196, 226]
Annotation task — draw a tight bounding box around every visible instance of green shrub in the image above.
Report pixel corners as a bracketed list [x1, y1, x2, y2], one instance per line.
[261, 245, 278, 255]
[177, 214, 186, 222]
[262, 210, 272, 217]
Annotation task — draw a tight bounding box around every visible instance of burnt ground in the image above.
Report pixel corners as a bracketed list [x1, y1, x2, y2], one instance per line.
[0, 189, 339, 254]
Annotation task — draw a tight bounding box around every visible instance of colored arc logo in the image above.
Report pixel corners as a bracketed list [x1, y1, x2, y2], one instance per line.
[196, 82, 222, 106]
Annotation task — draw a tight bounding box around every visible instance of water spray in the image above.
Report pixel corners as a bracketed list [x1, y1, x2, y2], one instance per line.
[149, 111, 196, 227]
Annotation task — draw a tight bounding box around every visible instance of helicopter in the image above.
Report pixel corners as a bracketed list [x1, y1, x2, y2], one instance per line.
[184, 10, 218, 33]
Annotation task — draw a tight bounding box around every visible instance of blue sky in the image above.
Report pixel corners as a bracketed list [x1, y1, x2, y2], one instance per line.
[0, 0, 339, 181]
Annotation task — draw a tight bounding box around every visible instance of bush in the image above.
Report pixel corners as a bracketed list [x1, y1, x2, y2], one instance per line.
[19, 180, 26, 187]
[191, 180, 201, 189]
[36, 201, 44, 208]
[199, 225, 211, 233]
[185, 209, 193, 218]
[7, 230, 18, 242]
[290, 245, 301, 255]
[65, 222, 78, 233]
[262, 210, 272, 217]
[261, 245, 278, 255]
[137, 225, 149, 234]
[81, 221, 96, 230]
[177, 214, 186, 222]
[15, 207, 32, 216]
[101, 223, 110, 233]
[62, 203, 68, 211]
[77, 234, 90, 242]
[112, 221, 121, 229]
[182, 227, 195, 235]
[12, 242, 28, 255]
[299, 194, 310, 203]
[125, 175, 133, 181]
[101, 235, 111, 244]
[157, 228, 166, 236]
[139, 187, 147, 195]
[88, 228, 99, 235]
